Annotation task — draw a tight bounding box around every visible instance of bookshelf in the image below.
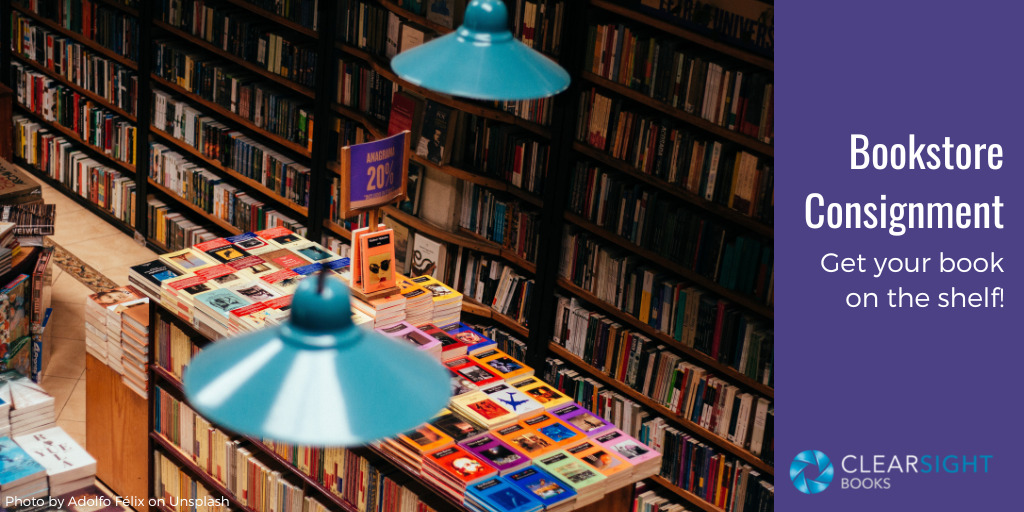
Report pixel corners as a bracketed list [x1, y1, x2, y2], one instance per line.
[1, 0, 774, 510]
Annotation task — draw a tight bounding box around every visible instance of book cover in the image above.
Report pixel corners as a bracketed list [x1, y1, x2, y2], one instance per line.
[473, 349, 532, 382]
[551, 404, 614, 437]
[398, 423, 453, 454]
[14, 426, 97, 483]
[388, 90, 425, 137]
[512, 377, 573, 410]
[444, 323, 495, 353]
[195, 289, 252, 319]
[447, 358, 502, 387]
[398, 162, 424, 216]
[506, 466, 577, 508]
[431, 409, 486, 443]
[416, 101, 455, 165]
[564, 439, 632, 479]
[480, 383, 543, 417]
[410, 233, 444, 278]
[534, 450, 606, 493]
[427, 445, 496, 486]
[226, 232, 271, 252]
[159, 248, 216, 273]
[522, 412, 586, 449]
[592, 429, 661, 465]
[460, 433, 529, 474]
[129, 260, 181, 287]
[466, 476, 542, 512]
[359, 229, 397, 293]
[0, 435, 46, 487]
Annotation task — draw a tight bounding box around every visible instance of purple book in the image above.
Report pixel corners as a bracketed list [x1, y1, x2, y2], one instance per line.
[551, 404, 614, 437]
[459, 433, 531, 475]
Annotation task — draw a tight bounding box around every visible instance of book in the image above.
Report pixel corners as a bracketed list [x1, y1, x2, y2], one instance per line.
[505, 466, 577, 510]
[159, 249, 216, 273]
[511, 377, 573, 410]
[388, 90, 425, 138]
[14, 426, 97, 490]
[465, 476, 542, 512]
[359, 229, 397, 293]
[416, 101, 456, 165]
[551, 404, 614, 437]
[0, 435, 46, 489]
[533, 450, 606, 498]
[431, 409, 486, 443]
[479, 382, 544, 418]
[459, 433, 530, 475]
[472, 349, 533, 382]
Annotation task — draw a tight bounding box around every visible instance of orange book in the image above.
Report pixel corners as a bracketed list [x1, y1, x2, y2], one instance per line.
[398, 423, 454, 455]
[359, 228, 396, 293]
[565, 439, 633, 479]
[521, 412, 586, 451]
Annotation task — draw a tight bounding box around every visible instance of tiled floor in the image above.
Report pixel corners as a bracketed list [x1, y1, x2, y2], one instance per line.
[29, 175, 159, 447]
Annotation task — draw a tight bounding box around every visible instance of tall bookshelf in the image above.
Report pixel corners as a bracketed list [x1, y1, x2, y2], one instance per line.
[1, 1, 774, 510]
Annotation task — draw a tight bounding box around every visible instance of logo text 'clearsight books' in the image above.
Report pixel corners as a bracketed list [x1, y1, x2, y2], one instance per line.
[791, 451, 993, 493]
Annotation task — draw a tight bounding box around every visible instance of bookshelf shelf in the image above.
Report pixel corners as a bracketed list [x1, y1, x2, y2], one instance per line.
[379, 0, 455, 36]
[463, 297, 530, 338]
[588, 0, 774, 72]
[151, 76, 314, 159]
[582, 72, 774, 158]
[146, 179, 242, 236]
[95, 0, 139, 17]
[547, 343, 774, 476]
[333, 41, 552, 138]
[381, 205, 501, 257]
[220, 0, 319, 40]
[13, 155, 136, 236]
[150, 432, 258, 512]
[150, 126, 310, 217]
[14, 105, 137, 174]
[572, 142, 773, 239]
[12, 54, 137, 122]
[563, 211, 773, 318]
[555, 277, 773, 398]
[11, 4, 139, 70]
[323, 220, 353, 240]
[649, 475, 726, 512]
[153, 20, 316, 99]
[457, 227, 538, 274]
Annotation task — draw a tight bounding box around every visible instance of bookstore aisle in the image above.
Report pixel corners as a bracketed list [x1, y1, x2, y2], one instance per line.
[29, 170, 159, 449]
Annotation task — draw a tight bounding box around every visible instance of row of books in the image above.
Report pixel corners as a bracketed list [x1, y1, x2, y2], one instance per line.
[561, 225, 774, 305]
[335, 55, 395, 125]
[585, 21, 774, 144]
[158, 0, 318, 88]
[459, 184, 541, 264]
[13, 116, 137, 226]
[14, 0, 140, 61]
[242, 0, 320, 30]
[481, 325, 529, 364]
[544, 360, 774, 512]
[155, 385, 443, 512]
[555, 290, 773, 386]
[335, 0, 554, 126]
[13, 66, 138, 167]
[150, 143, 306, 235]
[154, 40, 316, 150]
[152, 451, 232, 512]
[12, 14, 139, 115]
[84, 286, 150, 397]
[147, 198, 217, 251]
[578, 88, 774, 205]
[456, 252, 534, 328]
[0, 426, 96, 502]
[461, 117, 550, 195]
[152, 92, 312, 208]
[548, 312, 773, 456]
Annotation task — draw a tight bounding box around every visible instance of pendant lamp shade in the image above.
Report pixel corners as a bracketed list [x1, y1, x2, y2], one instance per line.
[391, 0, 570, 100]
[182, 274, 451, 446]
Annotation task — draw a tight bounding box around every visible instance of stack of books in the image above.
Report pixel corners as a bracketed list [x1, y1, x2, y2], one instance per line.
[409, 275, 462, 326]
[479, 383, 544, 419]
[564, 439, 633, 491]
[351, 292, 407, 329]
[509, 377, 573, 411]
[84, 287, 149, 373]
[375, 322, 442, 360]
[450, 391, 517, 430]
[471, 349, 533, 382]
[120, 303, 150, 398]
[193, 288, 253, 338]
[0, 222, 16, 275]
[459, 433, 531, 476]
[397, 275, 433, 326]
[0, 396, 9, 437]
[0, 370, 55, 436]
[591, 429, 663, 481]
[505, 466, 578, 512]
[533, 450, 607, 508]
[129, 260, 182, 302]
[0, 436, 47, 502]
[15, 426, 97, 496]
[381, 423, 453, 475]
[422, 444, 496, 502]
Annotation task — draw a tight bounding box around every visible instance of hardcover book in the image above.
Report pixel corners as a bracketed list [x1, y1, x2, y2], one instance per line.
[416, 101, 455, 165]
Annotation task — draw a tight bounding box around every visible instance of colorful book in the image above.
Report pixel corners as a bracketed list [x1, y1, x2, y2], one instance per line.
[460, 433, 530, 475]
[551, 404, 614, 437]
[505, 466, 577, 509]
[466, 476, 543, 512]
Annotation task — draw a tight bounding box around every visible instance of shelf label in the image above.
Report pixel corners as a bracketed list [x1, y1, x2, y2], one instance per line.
[338, 131, 410, 217]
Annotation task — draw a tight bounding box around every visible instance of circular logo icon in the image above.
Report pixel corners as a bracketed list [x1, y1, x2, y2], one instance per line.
[791, 450, 834, 494]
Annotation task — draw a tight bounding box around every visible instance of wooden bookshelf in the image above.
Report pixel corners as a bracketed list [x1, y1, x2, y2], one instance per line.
[151, 433, 258, 512]
[11, 4, 138, 69]
[547, 343, 774, 475]
[582, 72, 774, 158]
[150, 126, 310, 217]
[95, 0, 140, 17]
[381, 205, 501, 257]
[152, 75, 314, 159]
[221, 0, 319, 39]
[573, 142, 773, 239]
[463, 297, 530, 338]
[563, 211, 773, 318]
[146, 179, 242, 236]
[153, 20, 316, 98]
[12, 53, 137, 122]
[457, 227, 538, 274]
[379, 0, 455, 36]
[555, 277, 773, 398]
[588, 0, 774, 71]
[323, 220, 353, 240]
[333, 41, 552, 138]
[650, 475, 726, 512]
[14, 104, 137, 174]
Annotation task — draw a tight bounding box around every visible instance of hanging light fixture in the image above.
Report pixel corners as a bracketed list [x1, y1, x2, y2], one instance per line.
[391, 0, 570, 100]
[183, 273, 451, 446]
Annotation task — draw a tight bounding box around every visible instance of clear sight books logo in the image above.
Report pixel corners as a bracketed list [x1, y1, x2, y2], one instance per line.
[790, 450, 834, 494]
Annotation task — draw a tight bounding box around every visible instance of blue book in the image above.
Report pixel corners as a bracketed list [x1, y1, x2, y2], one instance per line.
[466, 476, 542, 512]
[505, 465, 577, 509]
[0, 436, 46, 487]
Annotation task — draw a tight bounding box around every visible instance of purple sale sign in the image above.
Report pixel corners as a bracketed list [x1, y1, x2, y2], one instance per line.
[339, 131, 409, 216]
[779, 0, 1021, 510]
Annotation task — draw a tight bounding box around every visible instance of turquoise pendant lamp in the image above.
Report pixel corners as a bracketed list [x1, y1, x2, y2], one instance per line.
[391, 0, 570, 100]
[182, 273, 451, 446]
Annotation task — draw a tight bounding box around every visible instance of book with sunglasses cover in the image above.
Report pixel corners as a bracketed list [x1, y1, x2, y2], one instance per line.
[359, 228, 397, 293]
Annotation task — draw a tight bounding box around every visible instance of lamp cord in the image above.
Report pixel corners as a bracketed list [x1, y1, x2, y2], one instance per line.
[318, 269, 328, 294]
